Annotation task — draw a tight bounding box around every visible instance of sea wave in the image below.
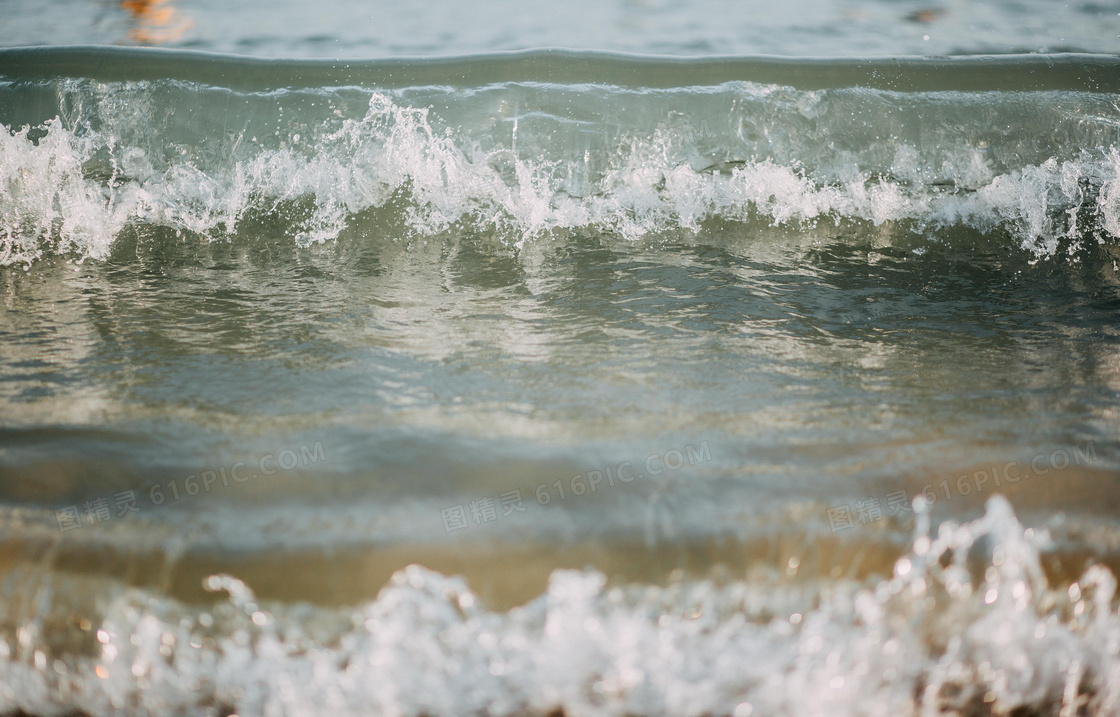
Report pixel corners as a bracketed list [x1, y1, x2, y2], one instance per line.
[2, 49, 1119, 267]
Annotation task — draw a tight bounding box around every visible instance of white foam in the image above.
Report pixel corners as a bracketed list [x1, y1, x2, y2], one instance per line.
[1, 497, 1118, 715]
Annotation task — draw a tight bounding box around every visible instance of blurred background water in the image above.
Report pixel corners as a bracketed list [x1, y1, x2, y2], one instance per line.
[2, 0, 1119, 57]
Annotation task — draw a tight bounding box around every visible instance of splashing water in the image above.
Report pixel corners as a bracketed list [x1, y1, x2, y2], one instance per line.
[0, 498, 1115, 716]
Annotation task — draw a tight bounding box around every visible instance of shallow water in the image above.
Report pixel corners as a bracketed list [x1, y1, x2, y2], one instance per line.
[2, 2, 1120, 715]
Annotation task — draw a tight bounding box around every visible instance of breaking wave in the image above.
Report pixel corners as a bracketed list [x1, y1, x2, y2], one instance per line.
[2, 50, 1120, 267]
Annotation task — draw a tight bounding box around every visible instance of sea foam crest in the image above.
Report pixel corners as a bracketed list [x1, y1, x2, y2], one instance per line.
[2, 91, 1119, 267]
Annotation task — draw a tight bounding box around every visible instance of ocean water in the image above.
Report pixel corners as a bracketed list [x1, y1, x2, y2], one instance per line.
[2, 2, 1120, 716]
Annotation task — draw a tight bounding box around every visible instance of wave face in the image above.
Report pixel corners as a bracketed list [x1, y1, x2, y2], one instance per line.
[2, 51, 1120, 267]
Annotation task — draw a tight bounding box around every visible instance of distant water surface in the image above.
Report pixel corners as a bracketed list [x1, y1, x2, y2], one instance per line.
[1, 0, 1118, 57]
